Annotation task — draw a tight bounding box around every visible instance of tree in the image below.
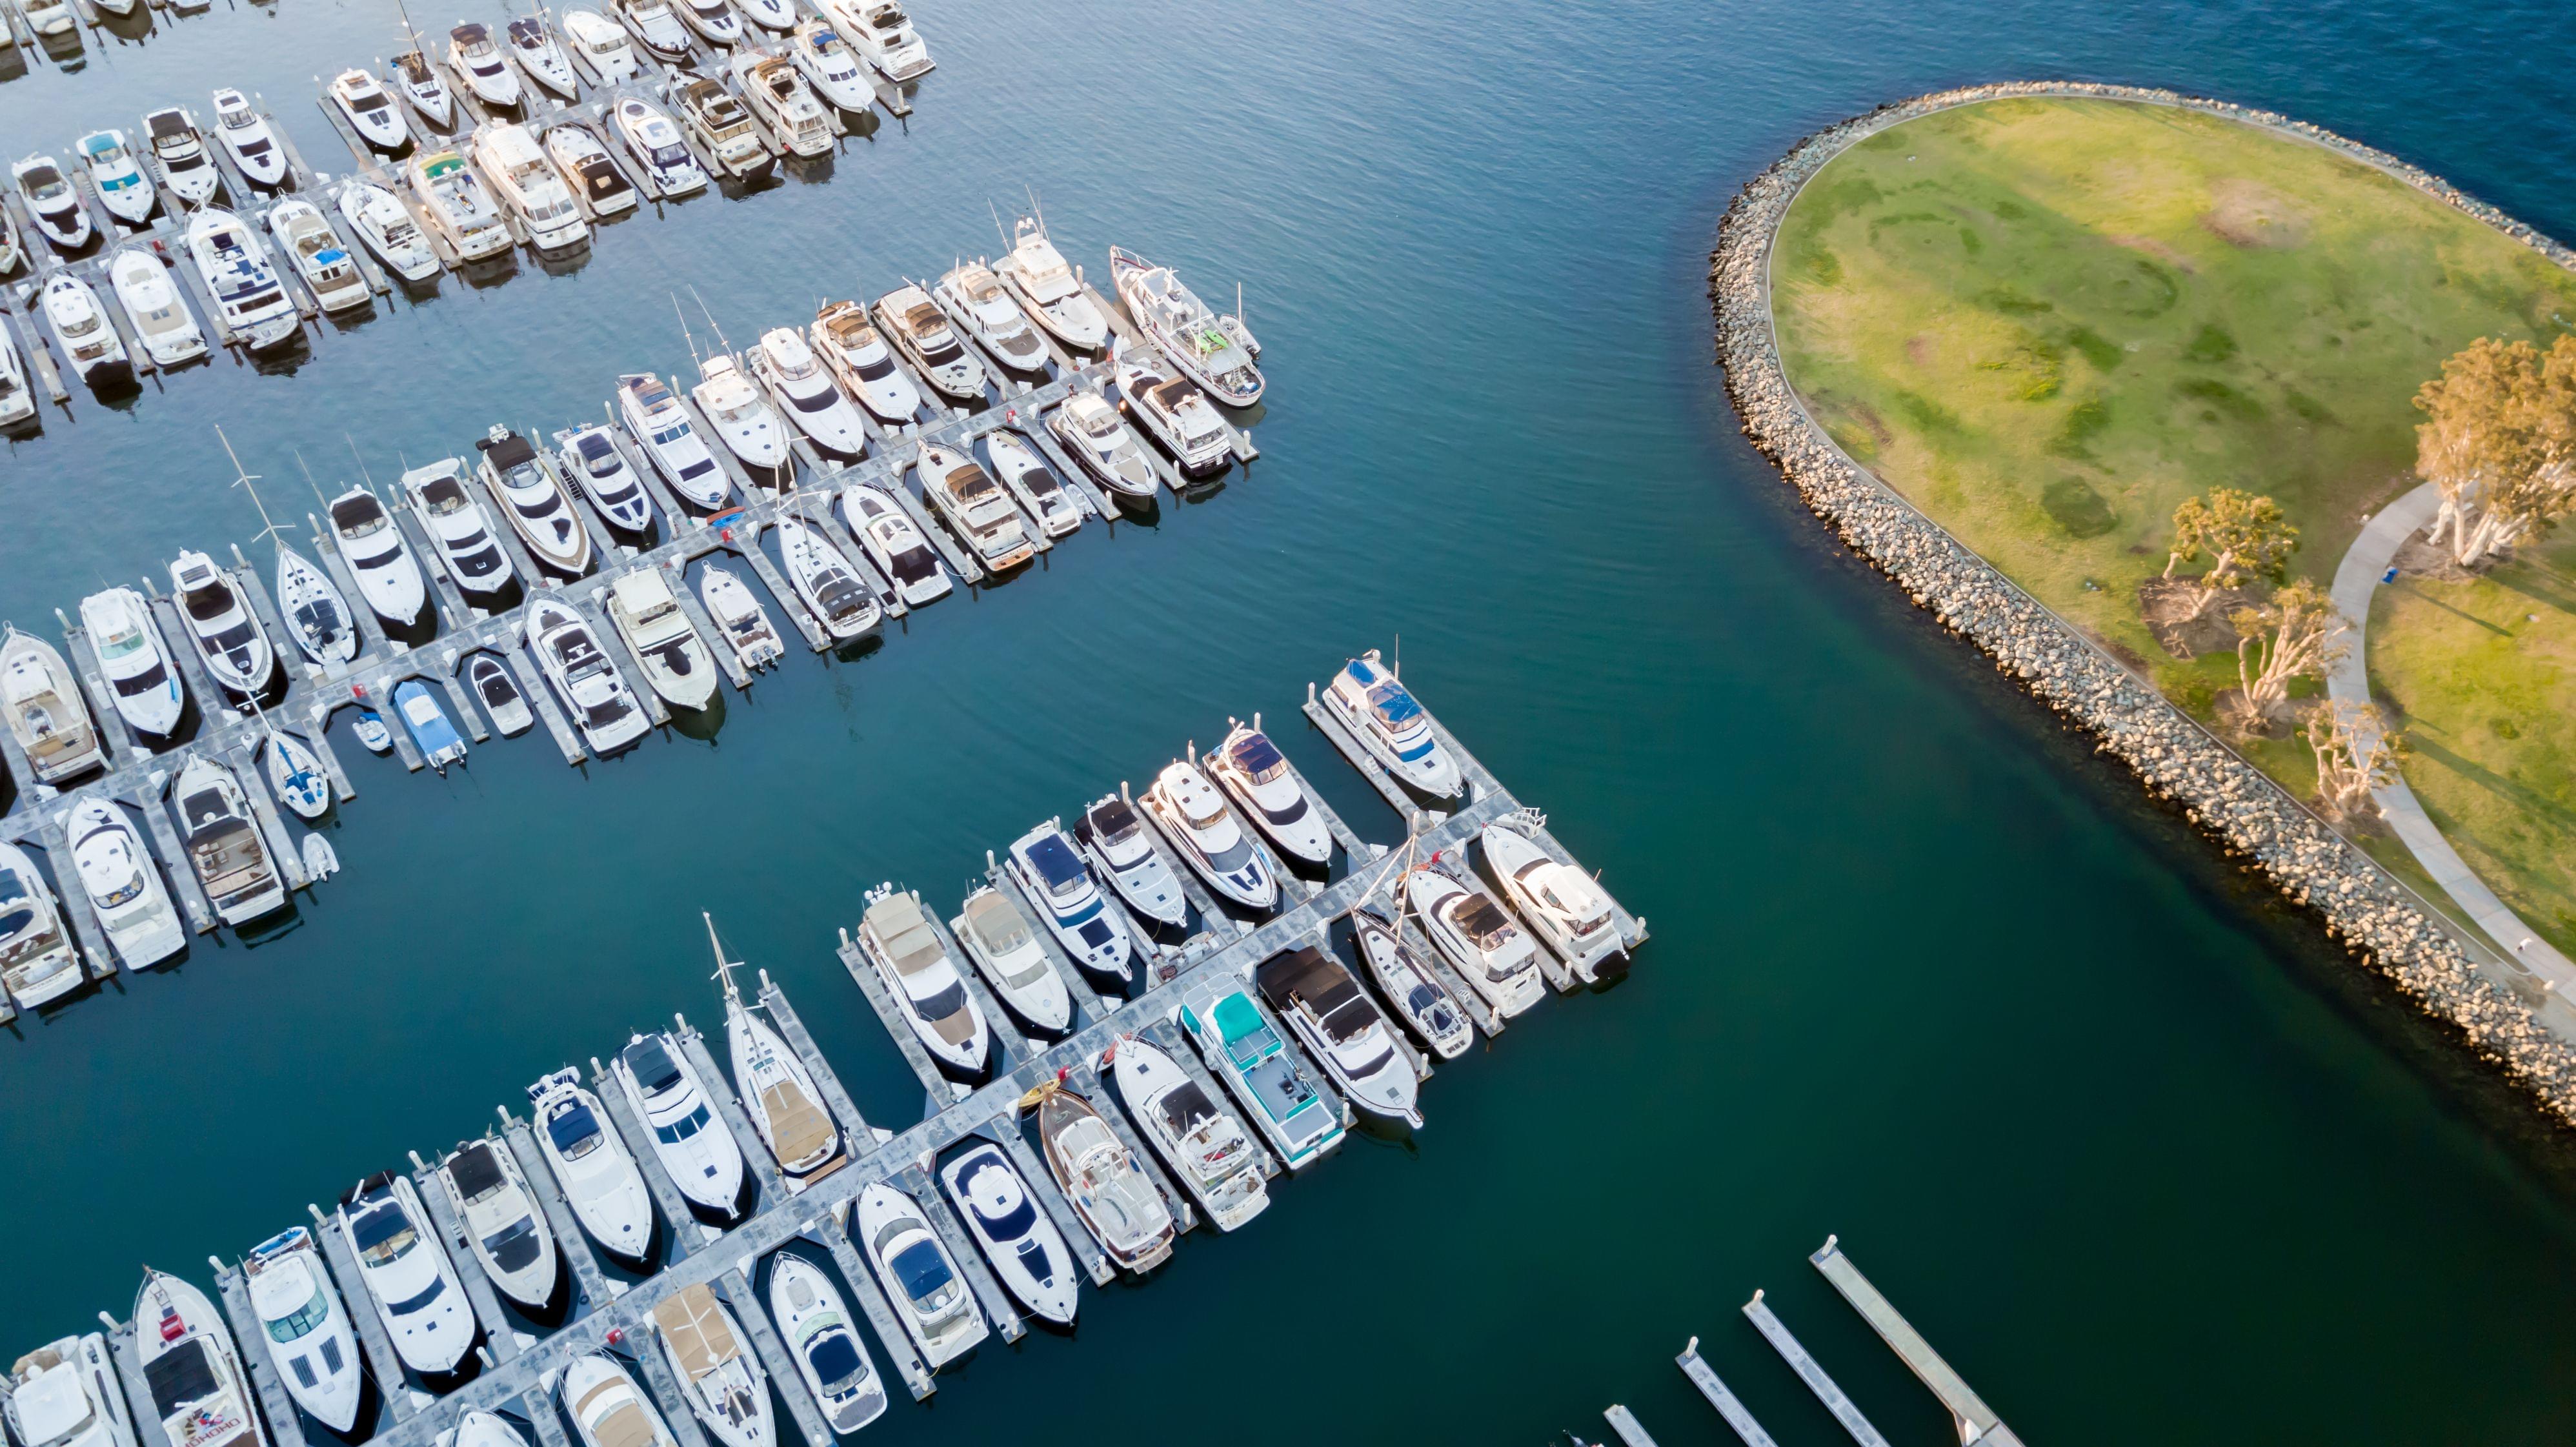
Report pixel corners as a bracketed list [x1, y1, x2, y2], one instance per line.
[2413, 335, 2576, 567]
[2303, 698, 2404, 821]
[2165, 488, 2299, 614]
[2228, 578, 2342, 722]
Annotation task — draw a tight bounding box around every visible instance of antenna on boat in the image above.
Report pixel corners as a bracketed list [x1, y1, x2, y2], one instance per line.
[1025, 183, 1043, 236]
[293, 447, 332, 512]
[217, 426, 288, 551]
[673, 293, 701, 365]
[343, 432, 383, 493]
[987, 197, 1008, 252]
[705, 911, 742, 998]
[687, 285, 734, 358]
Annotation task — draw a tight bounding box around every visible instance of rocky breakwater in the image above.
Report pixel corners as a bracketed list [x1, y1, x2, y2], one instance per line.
[1709, 81, 2576, 1124]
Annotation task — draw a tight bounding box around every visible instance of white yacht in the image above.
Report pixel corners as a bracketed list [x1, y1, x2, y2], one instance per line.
[825, 0, 931, 80]
[1352, 906, 1473, 1059]
[1073, 791, 1185, 929]
[611, 96, 706, 196]
[457, 1414, 530, 1447]
[1406, 862, 1544, 1018]
[1112, 1033, 1269, 1229]
[856, 882, 987, 1075]
[43, 275, 127, 383]
[239, 1229, 360, 1433]
[1483, 816, 1625, 981]
[1207, 720, 1331, 865]
[731, 49, 831, 158]
[1143, 759, 1277, 911]
[854, 1181, 985, 1367]
[508, 17, 580, 99]
[1007, 820, 1132, 982]
[265, 198, 371, 313]
[672, 0, 740, 47]
[936, 261, 1047, 374]
[1256, 944, 1420, 1126]
[615, 1030, 746, 1217]
[173, 758, 287, 926]
[560, 1355, 678, 1447]
[0, 325, 31, 429]
[749, 325, 867, 460]
[474, 122, 589, 252]
[467, 654, 534, 736]
[76, 130, 154, 225]
[765, 1256, 885, 1433]
[607, 570, 719, 711]
[713, 933, 842, 1186]
[874, 284, 985, 403]
[650, 1286, 769, 1447]
[274, 545, 358, 666]
[838, 482, 947, 606]
[14, 156, 91, 250]
[325, 487, 430, 627]
[169, 550, 274, 697]
[1047, 389, 1159, 500]
[400, 457, 518, 597]
[1036, 1084, 1174, 1273]
[561, 8, 639, 84]
[776, 516, 879, 640]
[525, 598, 650, 753]
[1323, 651, 1462, 797]
[141, 108, 219, 207]
[554, 424, 657, 532]
[1108, 245, 1263, 405]
[336, 180, 441, 283]
[937, 1142, 1078, 1323]
[994, 215, 1107, 350]
[672, 77, 770, 177]
[106, 248, 208, 367]
[915, 441, 1032, 573]
[698, 566, 783, 672]
[1177, 988, 1346, 1171]
[0, 840, 81, 1011]
[0, 203, 19, 276]
[618, 372, 730, 507]
[263, 732, 329, 820]
[328, 68, 411, 151]
[734, 0, 793, 29]
[338, 1171, 477, 1375]
[209, 89, 288, 188]
[431, 1135, 561, 1313]
[5, 1335, 139, 1447]
[692, 354, 789, 481]
[405, 149, 514, 263]
[185, 208, 300, 352]
[392, 49, 456, 128]
[544, 123, 638, 217]
[132, 1270, 267, 1447]
[477, 425, 594, 576]
[788, 18, 872, 110]
[809, 301, 920, 423]
[1, 629, 99, 782]
[527, 1067, 657, 1262]
[448, 23, 525, 109]
[77, 587, 183, 738]
[951, 884, 1070, 1035]
[984, 430, 1080, 538]
[1112, 340, 1229, 476]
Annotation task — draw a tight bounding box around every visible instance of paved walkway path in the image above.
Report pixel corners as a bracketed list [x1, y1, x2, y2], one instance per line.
[2328, 481, 2576, 984]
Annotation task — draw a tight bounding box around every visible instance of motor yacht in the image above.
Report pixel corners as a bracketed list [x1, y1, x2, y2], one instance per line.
[1352, 906, 1473, 1058]
[431, 1135, 560, 1312]
[915, 441, 1031, 572]
[77, 130, 154, 225]
[0, 204, 18, 278]
[1142, 759, 1276, 911]
[477, 425, 594, 575]
[1256, 945, 1420, 1126]
[405, 149, 514, 263]
[854, 1181, 985, 1367]
[607, 569, 718, 711]
[855, 882, 987, 1075]
[611, 96, 706, 196]
[838, 482, 947, 607]
[544, 123, 638, 216]
[15, 156, 91, 250]
[392, 678, 468, 773]
[612, 0, 692, 64]
[1036, 1082, 1174, 1272]
[210, 90, 288, 188]
[43, 274, 127, 384]
[474, 122, 589, 251]
[732, 49, 831, 157]
[951, 885, 1069, 1035]
[173, 758, 286, 926]
[325, 486, 430, 627]
[713, 932, 843, 1186]
[0, 326, 31, 429]
[1207, 720, 1331, 865]
[239, 1230, 359, 1433]
[554, 424, 656, 532]
[691, 353, 789, 481]
[650, 1286, 769, 1447]
[1007, 820, 1132, 982]
[1176, 988, 1345, 1171]
[698, 566, 783, 671]
[448, 23, 525, 109]
[936, 261, 1047, 374]
[809, 301, 920, 422]
[994, 216, 1107, 350]
[20, 0, 72, 36]
[132, 1270, 266, 1447]
[107, 248, 208, 367]
[524, 597, 649, 753]
[527, 1067, 656, 1262]
[401, 456, 517, 596]
[765, 1256, 884, 1433]
[455, 1413, 528, 1447]
[749, 325, 867, 460]
[467, 654, 534, 736]
[672, 77, 769, 177]
[392, 49, 457, 128]
[328, 68, 410, 151]
[789, 18, 871, 110]
[1047, 389, 1158, 500]
[272, 545, 357, 666]
[336, 1171, 476, 1375]
[141, 108, 219, 207]
[263, 731, 330, 820]
[337, 180, 441, 283]
[615, 1030, 745, 1217]
[1323, 651, 1462, 797]
[508, 17, 580, 99]
[1111, 341, 1229, 476]
[6, 1334, 139, 1447]
[672, 0, 740, 47]
[561, 8, 639, 83]
[618, 372, 729, 507]
[1483, 816, 1625, 982]
[984, 430, 1079, 538]
[873, 284, 984, 402]
[266, 198, 371, 313]
[776, 516, 878, 640]
[186, 207, 300, 352]
[560, 1355, 677, 1447]
[1108, 245, 1263, 405]
[825, 0, 930, 80]
[1406, 862, 1544, 1018]
[1, 628, 100, 783]
[1111, 1033, 1268, 1229]
[937, 1142, 1077, 1323]
[77, 587, 183, 738]
[1072, 792, 1185, 929]
[0, 840, 81, 1011]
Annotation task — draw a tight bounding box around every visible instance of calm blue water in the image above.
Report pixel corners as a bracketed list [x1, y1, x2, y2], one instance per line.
[8, 0, 2576, 1442]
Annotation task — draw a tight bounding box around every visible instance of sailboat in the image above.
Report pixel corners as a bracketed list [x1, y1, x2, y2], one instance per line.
[710, 916, 845, 1189]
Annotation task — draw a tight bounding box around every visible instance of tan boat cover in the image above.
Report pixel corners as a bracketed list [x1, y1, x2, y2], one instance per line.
[651, 1285, 738, 1382]
[759, 1078, 836, 1169]
[590, 1402, 658, 1447]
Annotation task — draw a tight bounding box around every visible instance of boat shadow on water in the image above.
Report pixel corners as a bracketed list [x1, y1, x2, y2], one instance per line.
[245, 335, 318, 379]
[664, 691, 727, 744]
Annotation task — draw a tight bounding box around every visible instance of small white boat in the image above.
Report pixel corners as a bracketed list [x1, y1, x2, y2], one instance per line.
[43, 274, 128, 383]
[874, 284, 985, 403]
[731, 48, 832, 159]
[672, 0, 740, 47]
[1109, 245, 1264, 405]
[838, 482, 947, 607]
[937, 1142, 1078, 1323]
[508, 17, 581, 100]
[789, 18, 872, 111]
[856, 882, 987, 1075]
[1072, 791, 1185, 929]
[350, 709, 392, 754]
[823, 0, 931, 81]
[1207, 720, 1331, 865]
[692, 353, 789, 480]
[210, 89, 288, 189]
[186, 208, 301, 353]
[984, 430, 1080, 538]
[430, 1135, 561, 1312]
[1007, 820, 1132, 982]
[1143, 759, 1276, 911]
[0, 205, 18, 279]
[698, 566, 783, 671]
[1047, 389, 1160, 500]
[810, 299, 921, 423]
[560, 1355, 677, 1447]
[301, 834, 339, 880]
[474, 121, 590, 252]
[1035, 1082, 1174, 1273]
[106, 248, 208, 367]
[525, 597, 650, 753]
[448, 23, 525, 110]
[1483, 816, 1626, 982]
[265, 198, 371, 314]
[141, 108, 220, 207]
[392, 49, 456, 129]
[1112, 1033, 1269, 1229]
[610, 96, 706, 196]
[405, 149, 515, 263]
[263, 731, 330, 820]
[456, 1413, 529, 1447]
[337, 180, 441, 283]
[854, 1180, 985, 1366]
[0, 840, 82, 1010]
[465, 654, 534, 736]
[527, 1067, 657, 1262]
[650, 1286, 769, 1447]
[619, 372, 730, 509]
[951, 884, 1071, 1035]
[1323, 651, 1463, 798]
[170, 549, 274, 697]
[14, 156, 92, 250]
[735, 0, 794, 31]
[73, 798, 183, 969]
[776, 516, 880, 640]
[765, 1255, 885, 1433]
[1405, 862, 1544, 1018]
[1256, 944, 1420, 1126]
[76, 130, 155, 225]
[401, 456, 517, 596]
[555, 424, 657, 532]
[132, 1270, 267, 1447]
[1, 628, 99, 782]
[477, 425, 593, 576]
[995, 214, 1107, 350]
[1112, 339, 1229, 476]
[915, 441, 1031, 574]
[172, 757, 287, 926]
[335, 1171, 477, 1375]
[328, 68, 411, 151]
[6, 1335, 139, 1447]
[543, 122, 638, 218]
[327, 487, 429, 627]
[712, 927, 843, 1185]
[614, 1030, 746, 1217]
[77, 587, 184, 738]
[937, 261, 1048, 374]
[0, 324, 32, 429]
[239, 1229, 360, 1434]
[1352, 907, 1473, 1060]
[611, 0, 692, 65]
[606, 569, 719, 711]
[748, 326, 867, 461]
[275, 543, 360, 665]
[561, 8, 639, 84]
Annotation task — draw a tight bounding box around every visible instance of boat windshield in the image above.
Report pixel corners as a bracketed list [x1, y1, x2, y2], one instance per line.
[0, 869, 32, 938]
[547, 1100, 605, 1159]
[1226, 732, 1289, 784]
[963, 893, 1031, 956]
[261, 1283, 329, 1342]
[807, 1332, 865, 1393]
[142, 1339, 218, 1417]
[181, 580, 234, 623]
[911, 980, 964, 1022]
[1090, 797, 1142, 845]
[349, 1200, 419, 1264]
[887, 1239, 951, 1302]
[449, 1141, 506, 1202]
[1154, 1080, 1219, 1138]
[1453, 895, 1516, 949]
[622, 1036, 683, 1092]
[1365, 682, 1422, 729]
[1025, 834, 1086, 892]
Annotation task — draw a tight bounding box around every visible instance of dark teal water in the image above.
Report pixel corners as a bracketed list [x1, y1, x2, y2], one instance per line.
[10, 1, 2576, 1441]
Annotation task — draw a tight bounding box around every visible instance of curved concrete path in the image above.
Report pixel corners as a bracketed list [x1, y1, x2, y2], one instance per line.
[2328, 482, 2576, 983]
